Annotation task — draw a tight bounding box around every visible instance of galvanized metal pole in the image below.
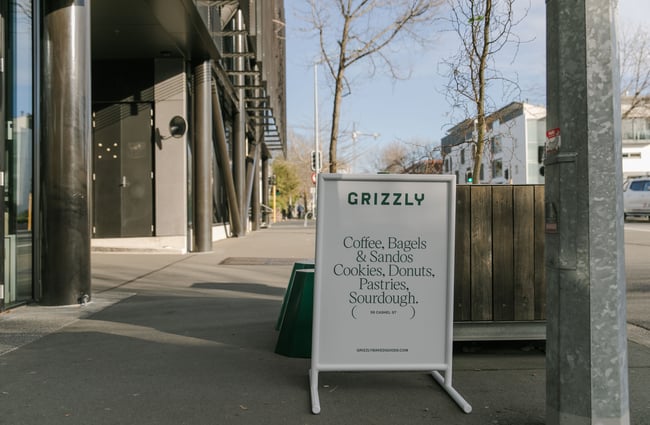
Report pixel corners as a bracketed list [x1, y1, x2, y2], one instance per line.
[40, 1, 91, 305]
[545, 0, 630, 423]
[313, 64, 319, 215]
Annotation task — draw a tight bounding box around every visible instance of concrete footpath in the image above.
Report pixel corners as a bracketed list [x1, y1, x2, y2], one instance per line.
[1, 220, 649, 425]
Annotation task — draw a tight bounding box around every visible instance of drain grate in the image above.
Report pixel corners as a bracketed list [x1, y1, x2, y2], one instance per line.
[219, 257, 313, 266]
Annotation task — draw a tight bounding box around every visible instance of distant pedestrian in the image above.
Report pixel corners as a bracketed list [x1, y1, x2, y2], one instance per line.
[297, 204, 304, 219]
[281, 208, 287, 220]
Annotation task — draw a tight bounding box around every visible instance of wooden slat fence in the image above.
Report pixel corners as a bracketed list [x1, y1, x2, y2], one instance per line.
[454, 185, 546, 323]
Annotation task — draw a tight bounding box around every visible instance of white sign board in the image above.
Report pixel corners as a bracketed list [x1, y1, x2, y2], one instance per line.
[309, 174, 470, 414]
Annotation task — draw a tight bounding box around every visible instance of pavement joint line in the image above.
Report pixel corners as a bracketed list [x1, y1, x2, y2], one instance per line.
[94, 254, 197, 294]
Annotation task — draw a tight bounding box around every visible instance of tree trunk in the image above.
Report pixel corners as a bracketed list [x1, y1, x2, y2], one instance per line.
[471, 0, 492, 184]
[329, 76, 344, 172]
[328, 12, 352, 173]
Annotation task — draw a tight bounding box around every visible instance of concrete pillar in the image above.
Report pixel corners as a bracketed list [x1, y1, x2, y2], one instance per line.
[545, 0, 629, 424]
[40, 0, 91, 305]
[193, 61, 213, 252]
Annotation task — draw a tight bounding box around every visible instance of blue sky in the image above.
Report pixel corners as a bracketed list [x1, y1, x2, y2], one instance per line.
[285, 0, 649, 170]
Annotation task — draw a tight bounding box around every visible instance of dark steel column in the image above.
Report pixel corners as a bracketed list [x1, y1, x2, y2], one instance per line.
[193, 61, 213, 252]
[245, 141, 260, 227]
[251, 142, 261, 231]
[233, 11, 247, 235]
[233, 110, 247, 234]
[261, 154, 269, 225]
[212, 81, 242, 237]
[40, 0, 91, 305]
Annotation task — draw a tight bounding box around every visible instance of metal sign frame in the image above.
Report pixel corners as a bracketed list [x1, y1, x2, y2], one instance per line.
[309, 173, 471, 414]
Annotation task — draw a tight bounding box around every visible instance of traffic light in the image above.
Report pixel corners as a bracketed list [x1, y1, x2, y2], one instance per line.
[466, 172, 473, 183]
[311, 150, 322, 172]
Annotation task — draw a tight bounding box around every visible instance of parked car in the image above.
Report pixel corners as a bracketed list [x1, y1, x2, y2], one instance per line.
[624, 177, 650, 220]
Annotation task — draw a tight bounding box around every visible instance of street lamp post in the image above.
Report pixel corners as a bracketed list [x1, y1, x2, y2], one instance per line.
[312, 63, 320, 217]
[351, 122, 380, 173]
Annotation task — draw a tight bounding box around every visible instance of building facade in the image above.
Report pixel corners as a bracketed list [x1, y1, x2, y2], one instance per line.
[441, 98, 650, 185]
[441, 102, 547, 185]
[1, 0, 286, 309]
[621, 96, 650, 178]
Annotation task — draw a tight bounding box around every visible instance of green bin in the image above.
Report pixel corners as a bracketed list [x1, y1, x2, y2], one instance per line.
[275, 269, 314, 358]
[275, 261, 314, 330]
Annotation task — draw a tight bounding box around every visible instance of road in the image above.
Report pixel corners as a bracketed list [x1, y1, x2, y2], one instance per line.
[625, 220, 650, 331]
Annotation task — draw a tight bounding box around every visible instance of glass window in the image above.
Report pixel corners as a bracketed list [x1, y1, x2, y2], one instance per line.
[622, 119, 633, 139]
[493, 159, 503, 178]
[622, 117, 650, 140]
[491, 136, 502, 154]
[630, 180, 650, 191]
[5, 0, 33, 304]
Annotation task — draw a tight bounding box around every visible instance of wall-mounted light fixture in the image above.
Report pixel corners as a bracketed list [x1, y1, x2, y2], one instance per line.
[169, 116, 187, 138]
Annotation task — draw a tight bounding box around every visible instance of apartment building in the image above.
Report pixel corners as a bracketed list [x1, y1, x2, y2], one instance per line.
[622, 96, 650, 177]
[441, 102, 547, 185]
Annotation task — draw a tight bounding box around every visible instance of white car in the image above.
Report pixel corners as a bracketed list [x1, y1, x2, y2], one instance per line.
[624, 177, 650, 220]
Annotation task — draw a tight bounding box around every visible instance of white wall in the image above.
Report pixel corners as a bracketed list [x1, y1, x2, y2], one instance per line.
[623, 144, 650, 177]
[154, 59, 189, 239]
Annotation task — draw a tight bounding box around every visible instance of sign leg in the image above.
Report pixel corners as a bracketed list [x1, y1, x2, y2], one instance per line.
[309, 368, 321, 414]
[432, 371, 472, 414]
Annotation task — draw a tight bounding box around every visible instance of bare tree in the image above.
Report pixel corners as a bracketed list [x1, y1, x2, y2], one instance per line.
[13, 0, 32, 19]
[373, 139, 442, 174]
[373, 141, 411, 173]
[620, 24, 650, 118]
[440, 0, 526, 183]
[306, 0, 442, 172]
